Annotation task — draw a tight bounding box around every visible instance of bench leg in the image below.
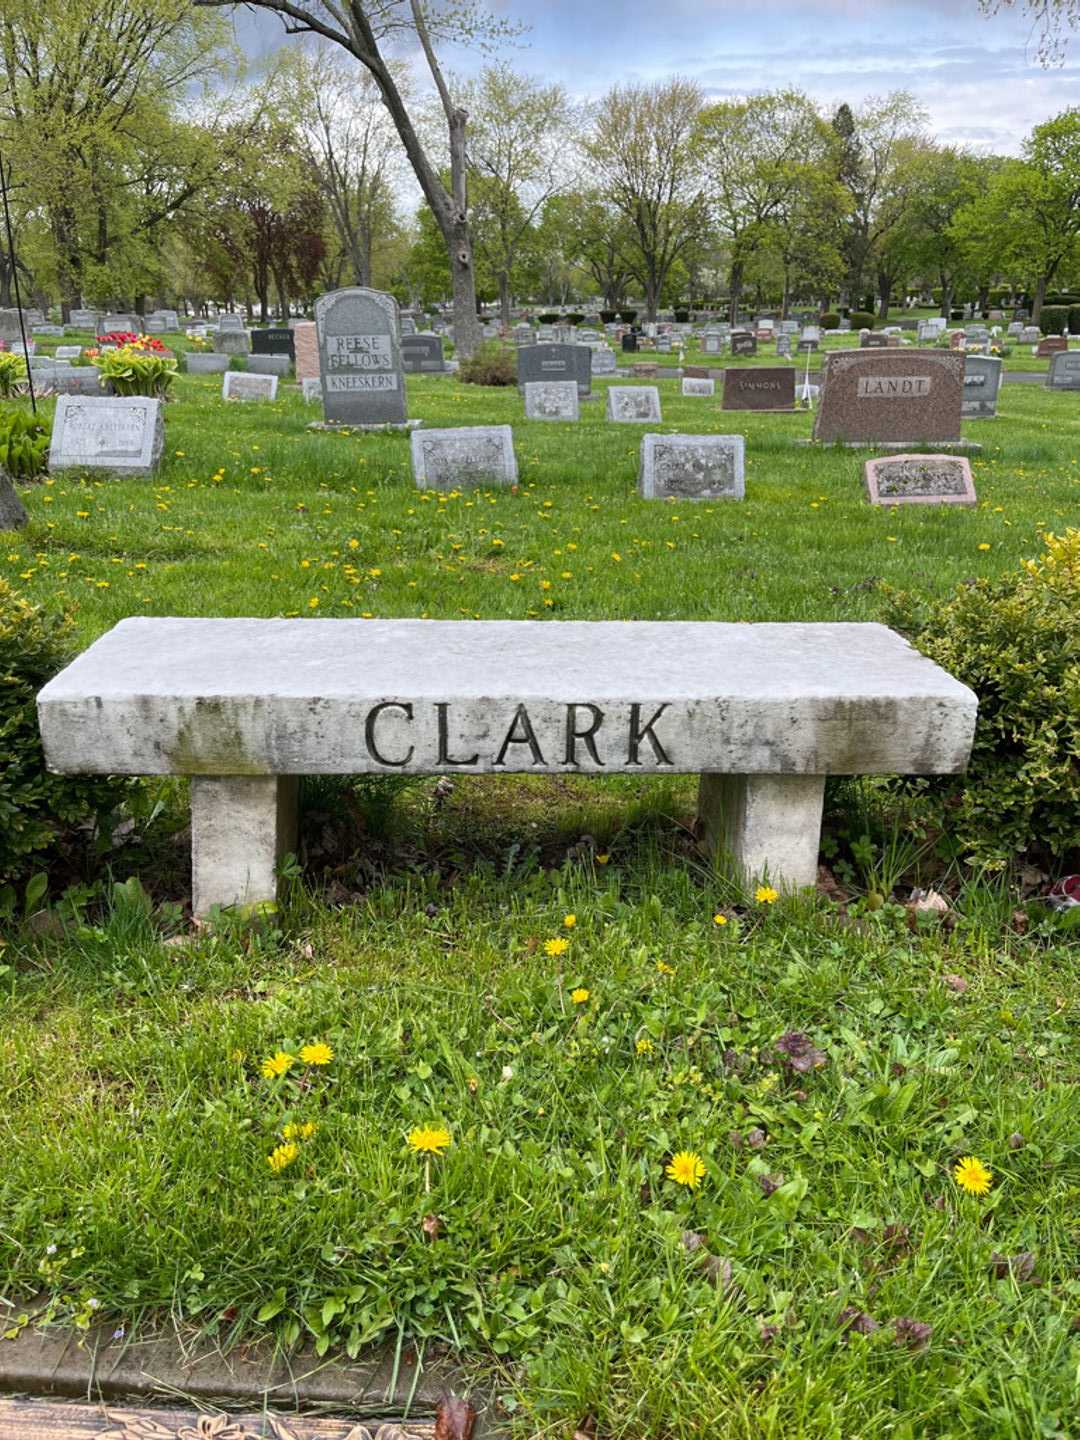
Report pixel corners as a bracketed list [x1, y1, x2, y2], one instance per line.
[697, 774, 825, 891]
[190, 776, 299, 917]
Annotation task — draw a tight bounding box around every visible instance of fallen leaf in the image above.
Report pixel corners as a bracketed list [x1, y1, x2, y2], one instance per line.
[990, 1251, 1039, 1283]
[893, 1317, 932, 1351]
[943, 973, 968, 993]
[435, 1395, 476, 1440]
[838, 1306, 879, 1336]
[422, 1214, 442, 1240]
[774, 1031, 827, 1072]
[1008, 1132, 1026, 1150]
[758, 1172, 784, 1197]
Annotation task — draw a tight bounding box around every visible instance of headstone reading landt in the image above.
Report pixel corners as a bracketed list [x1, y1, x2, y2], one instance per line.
[813, 351, 964, 445]
[48, 395, 164, 476]
[639, 434, 745, 501]
[411, 426, 517, 490]
[315, 286, 407, 427]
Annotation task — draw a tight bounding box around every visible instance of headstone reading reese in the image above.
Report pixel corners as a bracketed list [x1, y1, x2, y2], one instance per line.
[1046, 349, 1080, 389]
[639, 434, 745, 501]
[864, 454, 977, 507]
[401, 334, 446, 374]
[607, 386, 661, 423]
[315, 286, 408, 427]
[222, 371, 278, 402]
[962, 355, 1002, 418]
[523, 381, 580, 421]
[411, 426, 517, 490]
[48, 395, 164, 476]
[723, 367, 795, 412]
[517, 343, 591, 399]
[813, 351, 964, 445]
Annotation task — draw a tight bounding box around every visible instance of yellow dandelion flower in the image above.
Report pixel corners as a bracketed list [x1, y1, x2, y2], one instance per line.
[595, 853, 610, 865]
[563, 914, 577, 928]
[713, 913, 728, 926]
[977, 543, 991, 552]
[571, 987, 590, 1004]
[636, 1036, 654, 1055]
[545, 936, 570, 957]
[954, 1155, 993, 1195]
[407, 1126, 452, 1155]
[666, 1150, 706, 1189]
[656, 960, 675, 975]
[755, 885, 779, 904]
[261, 1050, 295, 1079]
[299, 1041, 333, 1066]
[267, 1142, 299, 1172]
[283, 1121, 318, 1142]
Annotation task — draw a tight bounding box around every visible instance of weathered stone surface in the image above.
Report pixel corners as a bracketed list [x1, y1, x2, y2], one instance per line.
[223, 370, 278, 401]
[34, 367, 106, 396]
[813, 350, 964, 445]
[301, 376, 322, 402]
[681, 377, 715, 396]
[401, 333, 446, 373]
[315, 286, 406, 425]
[864, 453, 977, 507]
[0, 1397, 438, 1440]
[48, 395, 163, 476]
[213, 328, 251, 356]
[861, 332, 891, 349]
[54, 345, 82, 360]
[68, 309, 99, 330]
[293, 320, 320, 381]
[723, 366, 794, 411]
[101, 314, 136, 333]
[0, 472, 28, 530]
[523, 380, 579, 420]
[962, 354, 1002, 417]
[184, 352, 228, 374]
[591, 347, 617, 375]
[411, 425, 517, 489]
[1046, 349, 1080, 389]
[606, 386, 661, 422]
[246, 353, 291, 377]
[517, 343, 591, 397]
[639, 433, 744, 500]
[701, 334, 725, 356]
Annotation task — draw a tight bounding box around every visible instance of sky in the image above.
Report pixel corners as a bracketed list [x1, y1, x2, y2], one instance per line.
[233, 0, 1080, 155]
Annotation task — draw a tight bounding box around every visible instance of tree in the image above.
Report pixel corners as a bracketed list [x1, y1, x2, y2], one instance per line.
[193, 0, 520, 358]
[978, 0, 1080, 63]
[581, 79, 705, 320]
[890, 146, 994, 317]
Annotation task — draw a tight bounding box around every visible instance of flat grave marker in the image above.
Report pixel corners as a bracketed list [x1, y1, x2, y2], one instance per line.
[864, 453, 977, 507]
[223, 370, 278, 402]
[639, 433, 745, 501]
[523, 380, 580, 420]
[48, 395, 163, 476]
[607, 386, 661, 423]
[681, 377, 715, 397]
[411, 425, 518, 490]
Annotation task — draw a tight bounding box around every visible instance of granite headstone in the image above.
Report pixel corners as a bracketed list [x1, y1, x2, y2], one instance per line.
[864, 453, 976, 507]
[723, 366, 795, 411]
[639, 433, 745, 501]
[48, 395, 163, 476]
[315, 286, 406, 425]
[411, 426, 517, 490]
[814, 350, 964, 445]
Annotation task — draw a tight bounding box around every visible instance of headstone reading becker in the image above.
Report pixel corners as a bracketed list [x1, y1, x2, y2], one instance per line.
[315, 286, 407, 426]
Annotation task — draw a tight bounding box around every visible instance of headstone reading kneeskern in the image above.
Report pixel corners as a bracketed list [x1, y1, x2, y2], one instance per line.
[607, 386, 661, 423]
[48, 395, 163, 476]
[523, 381, 579, 421]
[223, 371, 278, 402]
[813, 351, 964, 445]
[639, 434, 745, 501]
[863, 454, 976, 507]
[315, 286, 407, 426]
[411, 426, 517, 490]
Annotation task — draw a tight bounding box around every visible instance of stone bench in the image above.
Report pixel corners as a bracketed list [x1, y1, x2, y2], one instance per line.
[38, 619, 977, 916]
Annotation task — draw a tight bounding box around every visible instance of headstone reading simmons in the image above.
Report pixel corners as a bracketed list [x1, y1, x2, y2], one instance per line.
[813, 351, 964, 445]
[315, 286, 407, 426]
[864, 454, 976, 507]
[723, 367, 795, 411]
[523, 381, 580, 421]
[223, 371, 278, 402]
[401, 334, 446, 374]
[411, 426, 517, 490]
[639, 433, 745, 501]
[962, 354, 1002, 417]
[1046, 349, 1080, 389]
[607, 386, 661, 423]
[48, 395, 164, 476]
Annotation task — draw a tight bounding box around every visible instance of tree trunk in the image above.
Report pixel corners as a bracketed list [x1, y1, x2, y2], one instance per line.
[876, 268, 891, 320]
[1032, 274, 1048, 325]
[498, 272, 511, 330]
[728, 255, 744, 326]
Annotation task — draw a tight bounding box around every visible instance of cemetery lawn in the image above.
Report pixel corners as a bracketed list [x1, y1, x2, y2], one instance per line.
[2, 373, 1080, 1439]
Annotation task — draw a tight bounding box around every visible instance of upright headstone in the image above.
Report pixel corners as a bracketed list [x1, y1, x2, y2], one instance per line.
[1020, 326, 1041, 345]
[315, 286, 407, 426]
[213, 328, 250, 357]
[101, 314, 135, 334]
[776, 335, 792, 358]
[1036, 336, 1068, 358]
[54, 346, 82, 360]
[722, 367, 795, 411]
[48, 395, 163, 476]
[701, 334, 725, 357]
[864, 454, 976, 507]
[251, 328, 295, 358]
[223, 371, 278, 401]
[606, 386, 661, 423]
[813, 351, 964, 445]
[861, 332, 890, 349]
[301, 377, 322, 403]
[516, 343, 591, 398]
[591, 348, 617, 376]
[69, 310, 99, 330]
[411, 426, 517, 490]
[639, 434, 744, 501]
[730, 333, 757, 358]
[523, 381, 580, 421]
[35, 368, 106, 396]
[1046, 349, 1080, 390]
[293, 322, 319, 382]
[401, 334, 446, 374]
[246, 354, 291, 377]
[681, 377, 715, 397]
[962, 355, 1002, 417]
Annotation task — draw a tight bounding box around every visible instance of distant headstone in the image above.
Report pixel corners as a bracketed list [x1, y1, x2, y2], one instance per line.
[217, 314, 245, 331]
[864, 453, 976, 507]
[814, 351, 964, 445]
[681, 377, 715, 397]
[251, 327, 294, 358]
[54, 345, 82, 360]
[214, 328, 251, 356]
[411, 425, 517, 490]
[69, 310, 99, 330]
[315, 286, 406, 426]
[223, 371, 278, 401]
[1020, 326, 1041, 345]
[861, 332, 890, 349]
[33, 324, 64, 337]
[801, 326, 822, 344]
[1037, 336, 1068, 357]
[730, 333, 757, 358]
[639, 433, 744, 501]
[301, 377, 322, 402]
[701, 334, 725, 356]
[962, 355, 1002, 417]
[401, 334, 446, 374]
[101, 314, 135, 333]
[35, 368, 106, 396]
[0, 472, 28, 530]
[523, 381, 579, 420]
[591, 348, 617, 376]
[776, 335, 792, 358]
[606, 386, 661, 423]
[49, 395, 163, 476]
[517, 343, 591, 398]
[723, 366, 795, 411]
[293, 322, 319, 382]
[246, 354, 291, 377]
[631, 363, 660, 378]
[1046, 349, 1080, 389]
[620, 333, 638, 353]
[797, 338, 818, 354]
[683, 365, 710, 379]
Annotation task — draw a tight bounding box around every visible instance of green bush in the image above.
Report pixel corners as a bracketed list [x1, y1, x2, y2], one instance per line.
[92, 345, 177, 398]
[600, 311, 617, 324]
[0, 407, 48, 480]
[849, 310, 874, 331]
[819, 312, 840, 330]
[537, 312, 559, 324]
[457, 342, 516, 387]
[1040, 306, 1069, 335]
[566, 313, 584, 326]
[1067, 306, 1080, 335]
[0, 580, 121, 885]
[0, 352, 28, 398]
[618, 310, 638, 323]
[884, 530, 1080, 866]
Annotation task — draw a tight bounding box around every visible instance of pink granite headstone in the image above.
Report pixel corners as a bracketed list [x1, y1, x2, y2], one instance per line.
[293, 321, 319, 381]
[864, 453, 977, 507]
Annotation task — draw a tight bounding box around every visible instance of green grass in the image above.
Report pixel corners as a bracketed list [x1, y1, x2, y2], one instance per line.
[2, 372, 1079, 1438]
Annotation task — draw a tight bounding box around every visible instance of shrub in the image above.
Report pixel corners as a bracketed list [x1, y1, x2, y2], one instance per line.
[457, 342, 516, 387]
[1069, 307, 1080, 335]
[537, 312, 559, 324]
[884, 530, 1080, 866]
[0, 407, 49, 480]
[618, 310, 638, 323]
[0, 352, 28, 398]
[566, 313, 584, 326]
[950, 308, 964, 321]
[600, 311, 617, 324]
[0, 581, 121, 886]
[1040, 305, 1069, 336]
[674, 310, 689, 323]
[849, 310, 874, 331]
[91, 344, 177, 398]
[819, 312, 840, 330]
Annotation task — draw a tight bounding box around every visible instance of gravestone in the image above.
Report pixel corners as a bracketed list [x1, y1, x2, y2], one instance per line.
[301, 377, 322, 402]
[964, 325, 989, 342]
[656, 335, 672, 353]
[513, 325, 533, 345]
[48, 395, 163, 476]
[1036, 336, 1068, 357]
[813, 351, 964, 445]
[251, 327, 295, 358]
[411, 425, 517, 490]
[101, 314, 135, 333]
[54, 346, 82, 360]
[797, 338, 818, 354]
[702, 334, 725, 356]
[246, 354, 291, 377]
[524, 380, 579, 420]
[591, 348, 617, 376]
[607, 386, 661, 423]
[864, 454, 976, 507]
[962, 355, 1002, 417]
[69, 310, 99, 330]
[723, 366, 795, 411]
[1046, 349, 1080, 389]
[400, 316, 416, 336]
[801, 326, 822, 344]
[639, 433, 744, 501]
[33, 324, 64, 337]
[730, 333, 757, 358]
[517, 343, 591, 398]
[681, 377, 715, 397]
[35, 368, 105, 396]
[144, 317, 167, 334]
[631, 363, 659, 378]
[315, 286, 407, 426]
[776, 335, 792, 358]
[217, 314, 245, 331]
[683, 365, 710, 379]
[401, 334, 446, 374]
[223, 371, 278, 401]
[293, 321, 319, 381]
[213, 328, 250, 357]
[1020, 326, 1040, 345]
[0, 472, 28, 529]
[621, 333, 638, 353]
[861, 332, 890, 349]
[1007, 321, 1023, 337]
